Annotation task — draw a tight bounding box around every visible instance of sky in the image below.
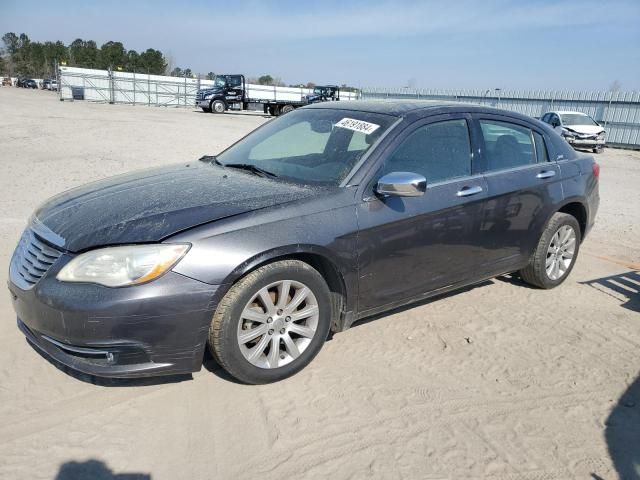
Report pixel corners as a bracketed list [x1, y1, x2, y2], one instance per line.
[1, 0, 639, 90]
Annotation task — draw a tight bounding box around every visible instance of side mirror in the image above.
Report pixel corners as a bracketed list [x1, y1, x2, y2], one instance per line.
[375, 172, 426, 197]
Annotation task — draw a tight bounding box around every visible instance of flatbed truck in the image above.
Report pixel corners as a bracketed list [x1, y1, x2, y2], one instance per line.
[195, 74, 341, 116]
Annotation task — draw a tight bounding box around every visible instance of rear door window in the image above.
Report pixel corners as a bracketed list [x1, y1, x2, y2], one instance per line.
[479, 120, 537, 172]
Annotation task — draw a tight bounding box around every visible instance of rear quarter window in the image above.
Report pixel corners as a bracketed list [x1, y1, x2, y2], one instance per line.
[533, 132, 549, 162]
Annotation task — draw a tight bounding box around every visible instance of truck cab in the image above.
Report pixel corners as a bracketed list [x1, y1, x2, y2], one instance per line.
[196, 75, 246, 113]
[305, 85, 340, 104]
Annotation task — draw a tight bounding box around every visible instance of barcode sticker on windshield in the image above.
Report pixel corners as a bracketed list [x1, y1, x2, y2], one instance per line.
[335, 118, 380, 135]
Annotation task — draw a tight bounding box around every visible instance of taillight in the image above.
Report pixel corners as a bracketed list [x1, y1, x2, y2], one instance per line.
[592, 162, 600, 179]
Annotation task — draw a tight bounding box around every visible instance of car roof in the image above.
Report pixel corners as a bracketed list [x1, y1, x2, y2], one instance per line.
[550, 110, 590, 115]
[305, 99, 538, 123]
[306, 100, 463, 116]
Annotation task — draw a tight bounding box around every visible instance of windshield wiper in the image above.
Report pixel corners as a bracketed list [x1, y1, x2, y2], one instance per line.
[198, 155, 223, 165]
[200, 156, 277, 178]
[222, 163, 278, 178]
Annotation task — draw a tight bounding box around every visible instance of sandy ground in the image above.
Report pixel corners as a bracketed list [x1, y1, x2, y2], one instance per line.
[0, 87, 638, 480]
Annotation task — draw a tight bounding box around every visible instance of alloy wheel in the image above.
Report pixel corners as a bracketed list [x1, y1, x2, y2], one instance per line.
[545, 225, 576, 281]
[236, 280, 319, 369]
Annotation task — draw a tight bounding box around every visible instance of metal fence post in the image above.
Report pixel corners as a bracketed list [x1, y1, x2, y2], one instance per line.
[108, 67, 114, 104]
[55, 60, 61, 101]
[604, 91, 614, 131]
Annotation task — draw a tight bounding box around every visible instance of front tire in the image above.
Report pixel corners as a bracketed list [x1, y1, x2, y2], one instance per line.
[209, 260, 332, 384]
[211, 99, 226, 114]
[201, 107, 211, 113]
[520, 213, 581, 289]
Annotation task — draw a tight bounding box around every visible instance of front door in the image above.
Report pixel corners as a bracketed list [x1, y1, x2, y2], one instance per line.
[356, 115, 489, 314]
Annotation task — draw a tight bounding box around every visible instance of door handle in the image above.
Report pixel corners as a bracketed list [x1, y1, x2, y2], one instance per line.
[536, 170, 556, 179]
[457, 185, 483, 197]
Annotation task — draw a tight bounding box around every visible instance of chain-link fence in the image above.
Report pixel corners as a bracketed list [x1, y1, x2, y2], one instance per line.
[361, 87, 640, 148]
[57, 66, 640, 148]
[58, 66, 358, 108]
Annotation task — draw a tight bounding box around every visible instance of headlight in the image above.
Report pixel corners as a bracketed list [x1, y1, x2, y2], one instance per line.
[57, 244, 190, 287]
[204, 93, 213, 99]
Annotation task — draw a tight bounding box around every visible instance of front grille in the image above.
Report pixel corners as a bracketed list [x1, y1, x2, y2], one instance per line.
[10, 229, 62, 289]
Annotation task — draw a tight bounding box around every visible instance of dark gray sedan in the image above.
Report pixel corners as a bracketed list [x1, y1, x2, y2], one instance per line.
[8, 101, 600, 384]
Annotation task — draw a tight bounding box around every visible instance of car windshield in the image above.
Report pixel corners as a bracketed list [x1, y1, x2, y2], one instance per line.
[213, 76, 227, 87]
[217, 108, 397, 185]
[561, 113, 599, 127]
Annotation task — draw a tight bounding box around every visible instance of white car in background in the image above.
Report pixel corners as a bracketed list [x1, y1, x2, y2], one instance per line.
[540, 111, 606, 153]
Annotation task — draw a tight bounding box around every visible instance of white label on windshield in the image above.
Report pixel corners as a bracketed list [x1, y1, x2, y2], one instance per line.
[335, 117, 380, 135]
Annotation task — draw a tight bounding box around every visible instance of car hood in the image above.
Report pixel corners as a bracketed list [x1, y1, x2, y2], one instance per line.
[33, 163, 315, 252]
[563, 124, 604, 135]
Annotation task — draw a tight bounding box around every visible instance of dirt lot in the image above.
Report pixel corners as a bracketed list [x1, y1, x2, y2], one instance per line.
[0, 87, 638, 480]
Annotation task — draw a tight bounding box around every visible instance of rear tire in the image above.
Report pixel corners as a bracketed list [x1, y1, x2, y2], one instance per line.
[209, 260, 332, 384]
[520, 213, 581, 289]
[280, 104, 295, 115]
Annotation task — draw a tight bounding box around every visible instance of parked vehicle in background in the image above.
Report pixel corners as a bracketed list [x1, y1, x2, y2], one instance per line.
[305, 85, 340, 104]
[196, 75, 344, 116]
[9, 101, 599, 384]
[541, 111, 605, 153]
[42, 79, 57, 90]
[16, 78, 38, 89]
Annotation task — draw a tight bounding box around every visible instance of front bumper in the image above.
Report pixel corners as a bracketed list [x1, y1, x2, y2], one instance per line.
[196, 98, 211, 108]
[9, 268, 221, 378]
[564, 136, 605, 148]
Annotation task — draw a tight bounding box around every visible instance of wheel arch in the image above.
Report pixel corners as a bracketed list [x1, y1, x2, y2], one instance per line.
[219, 245, 352, 332]
[555, 199, 588, 239]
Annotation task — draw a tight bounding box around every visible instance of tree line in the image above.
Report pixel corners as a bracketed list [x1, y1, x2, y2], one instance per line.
[0, 32, 358, 92]
[1, 32, 166, 78]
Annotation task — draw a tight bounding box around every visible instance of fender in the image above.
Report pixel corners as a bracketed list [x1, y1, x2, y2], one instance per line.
[542, 196, 589, 240]
[212, 243, 358, 332]
[222, 243, 355, 304]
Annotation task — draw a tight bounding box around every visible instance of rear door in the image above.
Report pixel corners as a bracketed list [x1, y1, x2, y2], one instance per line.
[472, 115, 562, 272]
[356, 114, 489, 313]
